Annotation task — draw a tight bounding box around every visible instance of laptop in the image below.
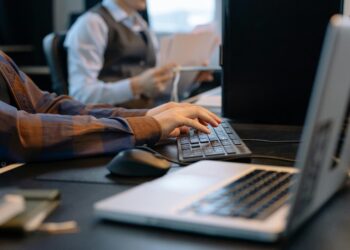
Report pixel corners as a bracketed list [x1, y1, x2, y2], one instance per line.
[94, 15, 350, 242]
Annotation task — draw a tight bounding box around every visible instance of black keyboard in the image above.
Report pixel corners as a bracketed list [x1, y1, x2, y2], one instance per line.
[177, 121, 251, 163]
[182, 170, 296, 220]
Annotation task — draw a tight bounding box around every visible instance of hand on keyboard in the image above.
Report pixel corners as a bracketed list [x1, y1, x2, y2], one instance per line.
[177, 121, 252, 163]
[148, 102, 222, 140]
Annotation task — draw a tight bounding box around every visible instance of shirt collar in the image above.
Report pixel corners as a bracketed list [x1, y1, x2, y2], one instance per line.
[102, 0, 147, 31]
[102, 0, 129, 22]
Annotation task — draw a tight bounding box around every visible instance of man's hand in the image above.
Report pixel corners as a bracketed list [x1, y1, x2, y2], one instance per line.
[146, 102, 178, 117]
[195, 71, 214, 82]
[194, 61, 214, 83]
[147, 102, 222, 140]
[131, 64, 176, 98]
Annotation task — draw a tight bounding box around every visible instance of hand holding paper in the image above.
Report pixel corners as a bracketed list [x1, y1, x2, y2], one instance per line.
[158, 29, 220, 97]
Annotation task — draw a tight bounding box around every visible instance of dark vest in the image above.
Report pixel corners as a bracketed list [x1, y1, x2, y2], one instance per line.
[91, 4, 156, 83]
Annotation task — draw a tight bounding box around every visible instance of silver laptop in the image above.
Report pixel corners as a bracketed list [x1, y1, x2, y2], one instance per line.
[94, 15, 350, 242]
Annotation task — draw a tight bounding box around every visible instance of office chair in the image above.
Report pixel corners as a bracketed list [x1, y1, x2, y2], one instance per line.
[43, 33, 68, 95]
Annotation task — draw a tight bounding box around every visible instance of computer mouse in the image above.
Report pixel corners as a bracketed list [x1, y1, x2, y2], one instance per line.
[106, 149, 171, 177]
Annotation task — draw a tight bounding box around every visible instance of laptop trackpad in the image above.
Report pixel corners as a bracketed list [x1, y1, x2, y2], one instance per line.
[155, 174, 223, 195]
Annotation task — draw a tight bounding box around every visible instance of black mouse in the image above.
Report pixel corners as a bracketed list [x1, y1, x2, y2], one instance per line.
[106, 149, 171, 177]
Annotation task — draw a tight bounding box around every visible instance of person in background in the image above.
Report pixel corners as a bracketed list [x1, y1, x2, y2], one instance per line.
[65, 0, 213, 108]
[0, 50, 220, 164]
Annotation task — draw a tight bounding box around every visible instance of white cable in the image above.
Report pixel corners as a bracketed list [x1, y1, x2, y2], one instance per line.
[242, 139, 300, 143]
[171, 69, 181, 102]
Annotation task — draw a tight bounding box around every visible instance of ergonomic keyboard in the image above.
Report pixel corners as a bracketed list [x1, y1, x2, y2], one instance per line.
[177, 121, 252, 163]
[182, 169, 297, 220]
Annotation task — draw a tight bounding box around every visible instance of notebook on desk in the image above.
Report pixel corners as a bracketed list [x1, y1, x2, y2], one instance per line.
[94, 16, 350, 242]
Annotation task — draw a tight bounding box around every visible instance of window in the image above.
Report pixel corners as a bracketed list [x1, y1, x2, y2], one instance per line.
[147, 0, 216, 33]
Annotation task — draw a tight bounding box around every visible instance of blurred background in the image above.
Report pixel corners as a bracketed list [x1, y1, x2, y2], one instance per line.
[0, 0, 222, 92]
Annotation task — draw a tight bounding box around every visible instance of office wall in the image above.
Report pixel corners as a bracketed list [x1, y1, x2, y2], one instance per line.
[0, 0, 53, 63]
[345, 0, 350, 15]
[54, 0, 84, 32]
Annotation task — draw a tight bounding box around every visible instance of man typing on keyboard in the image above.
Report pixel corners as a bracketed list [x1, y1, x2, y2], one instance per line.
[0, 50, 221, 164]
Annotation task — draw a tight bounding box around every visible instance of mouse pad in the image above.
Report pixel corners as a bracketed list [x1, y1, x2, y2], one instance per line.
[36, 165, 117, 184]
[35, 160, 180, 185]
[36, 142, 181, 185]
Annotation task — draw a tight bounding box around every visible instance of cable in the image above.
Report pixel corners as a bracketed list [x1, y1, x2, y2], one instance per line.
[333, 157, 340, 165]
[242, 139, 301, 144]
[250, 155, 296, 163]
[138, 146, 296, 166]
[136, 146, 189, 166]
[170, 69, 181, 102]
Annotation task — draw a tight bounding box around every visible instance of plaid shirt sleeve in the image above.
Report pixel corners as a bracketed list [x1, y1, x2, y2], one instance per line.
[0, 51, 161, 163]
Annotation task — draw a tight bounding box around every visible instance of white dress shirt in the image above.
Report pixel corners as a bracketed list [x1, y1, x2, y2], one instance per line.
[65, 0, 158, 105]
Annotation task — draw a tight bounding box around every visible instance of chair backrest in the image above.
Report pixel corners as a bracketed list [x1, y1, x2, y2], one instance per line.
[43, 33, 68, 95]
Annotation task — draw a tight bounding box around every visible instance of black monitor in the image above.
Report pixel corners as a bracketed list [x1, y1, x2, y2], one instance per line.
[222, 0, 344, 125]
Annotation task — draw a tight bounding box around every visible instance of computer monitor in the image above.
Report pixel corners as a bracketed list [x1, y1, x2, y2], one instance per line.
[222, 0, 344, 125]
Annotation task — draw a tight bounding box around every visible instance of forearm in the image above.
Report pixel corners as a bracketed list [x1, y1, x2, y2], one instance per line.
[0, 103, 160, 163]
[21, 78, 148, 118]
[68, 71, 136, 105]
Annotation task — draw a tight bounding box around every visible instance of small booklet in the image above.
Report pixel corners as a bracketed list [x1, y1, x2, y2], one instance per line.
[0, 189, 25, 226]
[0, 189, 60, 233]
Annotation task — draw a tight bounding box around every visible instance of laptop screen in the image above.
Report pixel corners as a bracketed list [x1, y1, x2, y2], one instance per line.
[287, 15, 350, 234]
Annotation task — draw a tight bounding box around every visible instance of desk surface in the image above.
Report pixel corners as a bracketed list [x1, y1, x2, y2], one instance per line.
[1, 123, 350, 250]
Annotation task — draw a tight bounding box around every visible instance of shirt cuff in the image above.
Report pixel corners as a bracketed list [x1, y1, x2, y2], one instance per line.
[108, 79, 134, 105]
[111, 108, 149, 117]
[124, 79, 135, 99]
[126, 116, 161, 146]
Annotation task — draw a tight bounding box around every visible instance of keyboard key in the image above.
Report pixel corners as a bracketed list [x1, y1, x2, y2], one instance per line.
[214, 147, 225, 153]
[214, 207, 234, 216]
[233, 139, 242, 145]
[182, 170, 294, 220]
[205, 147, 225, 156]
[189, 130, 195, 137]
[183, 149, 204, 159]
[204, 148, 225, 156]
[177, 122, 251, 162]
[194, 204, 218, 215]
[191, 143, 200, 149]
[199, 135, 209, 143]
[209, 134, 218, 141]
[210, 140, 221, 147]
[221, 140, 232, 146]
[215, 129, 224, 133]
[229, 134, 238, 140]
[224, 127, 234, 134]
[218, 135, 229, 140]
[204, 148, 215, 156]
[221, 122, 230, 128]
[182, 149, 192, 157]
[190, 137, 199, 144]
[180, 137, 190, 144]
[224, 146, 236, 154]
[192, 149, 203, 156]
[201, 143, 211, 148]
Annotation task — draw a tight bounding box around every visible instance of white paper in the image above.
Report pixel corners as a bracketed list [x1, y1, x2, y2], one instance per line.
[159, 31, 219, 96]
[195, 95, 222, 108]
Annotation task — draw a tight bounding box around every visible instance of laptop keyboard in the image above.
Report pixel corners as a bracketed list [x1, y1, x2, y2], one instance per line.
[177, 121, 251, 163]
[183, 170, 296, 220]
